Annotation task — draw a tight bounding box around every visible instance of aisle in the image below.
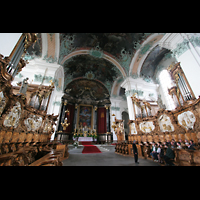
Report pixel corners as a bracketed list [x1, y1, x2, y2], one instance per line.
[63, 146, 160, 166]
[81, 142, 102, 154]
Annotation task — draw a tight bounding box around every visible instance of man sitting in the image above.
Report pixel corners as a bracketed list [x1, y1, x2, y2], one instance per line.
[150, 142, 158, 162]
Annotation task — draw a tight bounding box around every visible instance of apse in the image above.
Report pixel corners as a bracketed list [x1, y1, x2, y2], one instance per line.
[56, 78, 111, 141]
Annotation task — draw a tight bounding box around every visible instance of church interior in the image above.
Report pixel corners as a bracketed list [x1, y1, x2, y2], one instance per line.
[1, 33, 200, 166]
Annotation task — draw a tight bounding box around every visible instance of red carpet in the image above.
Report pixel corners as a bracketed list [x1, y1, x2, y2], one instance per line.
[82, 142, 102, 154]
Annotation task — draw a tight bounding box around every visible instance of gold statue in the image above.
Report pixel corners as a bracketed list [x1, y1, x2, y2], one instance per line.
[61, 118, 70, 130]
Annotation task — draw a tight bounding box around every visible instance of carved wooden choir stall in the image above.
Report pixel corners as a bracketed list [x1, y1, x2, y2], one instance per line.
[0, 33, 68, 166]
[115, 62, 200, 166]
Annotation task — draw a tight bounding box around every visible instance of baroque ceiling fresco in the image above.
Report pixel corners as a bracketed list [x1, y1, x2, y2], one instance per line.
[23, 33, 172, 99]
[59, 33, 153, 96]
[64, 78, 110, 105]
[60, 33, 148, 59]
[63, 54, 121, 93]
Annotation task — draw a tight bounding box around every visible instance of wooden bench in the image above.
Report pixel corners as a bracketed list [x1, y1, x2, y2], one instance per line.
[29, 149, 64, 166]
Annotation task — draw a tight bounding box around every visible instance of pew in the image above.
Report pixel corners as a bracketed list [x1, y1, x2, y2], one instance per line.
[0, 141, 68, 166]
[29, 148, 64, 166]
[116, 135, 200, 166]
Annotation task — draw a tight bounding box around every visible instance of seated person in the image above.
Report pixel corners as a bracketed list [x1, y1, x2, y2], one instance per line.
[150, 142, 158, 161]
[182, 139, 189, 149]
[179, 139, 185, 148]
[157, 142, 164, 163]
[163, 144, 175, 166]
[171, 139, 177, 148]
[188, 140, 196, 150]
[166, 140, 171, 146]
[171, 141, 176, 149]
[176, 142, 182, 149]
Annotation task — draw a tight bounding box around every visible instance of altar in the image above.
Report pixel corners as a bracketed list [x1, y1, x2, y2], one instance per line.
[78, 137, 94, 142]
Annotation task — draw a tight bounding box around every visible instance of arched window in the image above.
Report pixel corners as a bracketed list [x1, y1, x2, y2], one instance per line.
[159, 70, 175, 110]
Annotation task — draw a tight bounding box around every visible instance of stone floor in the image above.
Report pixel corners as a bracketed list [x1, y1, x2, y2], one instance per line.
[63, 145, 160, 166]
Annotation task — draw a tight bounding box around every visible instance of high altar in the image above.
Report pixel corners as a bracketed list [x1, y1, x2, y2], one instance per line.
[55, 79, 111, 141]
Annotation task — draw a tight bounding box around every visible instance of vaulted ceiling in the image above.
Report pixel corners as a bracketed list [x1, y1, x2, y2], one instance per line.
[58, 33, 154, 94]
[25, 33, 170, 96]
[140, 45, 170, 78]
[59, 33, 147, 59]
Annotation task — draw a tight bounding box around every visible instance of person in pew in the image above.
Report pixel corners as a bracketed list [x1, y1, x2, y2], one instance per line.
[188, 140, 196, 150]
[157, 143, 164, 163]
[171, 139, 177, 148]
[163, 144, 175, 166]
[132, 140, 139, 164]
[176, 142, 182, 149]
[166, 140, 171, 146]
[185, 139, 189, 146]
[179, 139, 185, 148]
[182, 139, 189, 149]
[171, 141, 176, 149]
[150, 142, 158, 161]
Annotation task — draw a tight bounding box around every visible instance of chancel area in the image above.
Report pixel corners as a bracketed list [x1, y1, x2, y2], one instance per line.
[1, 33, 200, 166]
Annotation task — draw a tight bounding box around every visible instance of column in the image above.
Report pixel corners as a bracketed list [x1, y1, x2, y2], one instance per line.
[126, 95, 135, 120]
[56, 99, 67, 140]
[105, 105, 110, 132]
[121, 77, 136, 121]
[73, 104, 78, 131]
[94, 106, 98, 130]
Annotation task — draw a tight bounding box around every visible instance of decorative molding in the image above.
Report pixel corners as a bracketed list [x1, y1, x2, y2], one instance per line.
[23, 51, 40, 61]
[53, 101, 61, 106]
[172, 39, 190, 58]
[117, 48, 132, 75]
[130, 73, 139, 79]
[43, 53, 58, 63]
[59, 35, 76, 64]
[85, 71, 95, 79]
[34, 74, 62, 92]
[48, 33, 55, 41]
[125, 89, 144, 97]
[111, 106, 120, 111]
[189, 36, 200, 47]
[89, 45, 104, 58]
[138, 41, 154, 58]
[104, 81, 112, 94]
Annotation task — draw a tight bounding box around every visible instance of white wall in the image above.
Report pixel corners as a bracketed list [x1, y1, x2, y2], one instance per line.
[178, 50, 200, 98]
[158, 33, 200, 99]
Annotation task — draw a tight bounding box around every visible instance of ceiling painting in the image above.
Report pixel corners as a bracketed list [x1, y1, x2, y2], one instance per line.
[59, 33, 150, 59]
[64, 78, 111, 106]
[63, 54, 122, 94]
[59, 33, 152, 76]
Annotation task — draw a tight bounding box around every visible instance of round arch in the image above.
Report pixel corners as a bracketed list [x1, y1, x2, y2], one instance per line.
[129, 33, 166, 77]
[65, 77, 110, 96]
[60, 49, 127, 78]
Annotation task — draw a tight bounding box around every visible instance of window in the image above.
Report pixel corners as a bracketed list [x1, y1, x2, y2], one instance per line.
[159, 70, 176, 110]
